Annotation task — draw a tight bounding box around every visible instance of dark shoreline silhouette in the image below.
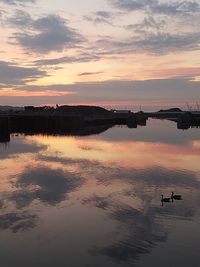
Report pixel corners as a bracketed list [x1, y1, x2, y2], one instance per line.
[0, 105, 199, 143]
[0, 105, 148, 142]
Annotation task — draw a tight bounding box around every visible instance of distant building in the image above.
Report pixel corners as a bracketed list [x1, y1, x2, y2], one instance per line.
[111, 109, 132, 118]
[111, 110, 131, 114]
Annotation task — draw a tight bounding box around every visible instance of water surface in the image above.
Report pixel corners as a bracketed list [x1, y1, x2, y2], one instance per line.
[0, 119, 200, 267]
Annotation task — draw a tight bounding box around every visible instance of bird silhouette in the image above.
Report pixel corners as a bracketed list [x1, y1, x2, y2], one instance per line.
[161, 195, 171, 203]
[171, 192, 182, 201]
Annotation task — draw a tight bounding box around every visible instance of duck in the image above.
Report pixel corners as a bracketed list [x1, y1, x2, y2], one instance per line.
[161, 195, 171, 202]
[171, 192, 182, 200]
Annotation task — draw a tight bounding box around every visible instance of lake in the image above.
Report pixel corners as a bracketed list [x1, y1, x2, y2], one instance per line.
[0, 118, 200, 267]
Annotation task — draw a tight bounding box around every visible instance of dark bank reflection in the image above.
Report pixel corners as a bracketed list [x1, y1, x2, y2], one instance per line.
[1, 117, 200, 148]
[0, 114, 115, 145]
[0, 112, 200, 147]
[0, 119, 200, 267]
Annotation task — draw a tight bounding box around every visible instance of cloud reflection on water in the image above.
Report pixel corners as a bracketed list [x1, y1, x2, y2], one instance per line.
[0, 135, 47, 159]
[0, 212, 38, 233]
[10, 166, 84, 207]
[0, 121, 199, 266]
[37, 154, 200, 189]
[85, 190, 199, 264]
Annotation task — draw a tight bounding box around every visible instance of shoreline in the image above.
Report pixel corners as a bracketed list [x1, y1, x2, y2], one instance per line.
[0, 105, 200, 143]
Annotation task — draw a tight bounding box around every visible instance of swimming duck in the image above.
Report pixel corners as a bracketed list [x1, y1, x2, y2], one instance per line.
[161, 195, 171, 202]
[171, 192, 182, 200]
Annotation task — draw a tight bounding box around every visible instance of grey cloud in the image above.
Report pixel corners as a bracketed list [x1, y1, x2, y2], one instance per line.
[0, 9, 5, 20]
[125, 16, 165, 32]
[34, 53, 100, 66]
[96, 11, 113, 19]
[152, 1, 200, 15]
[0, 0, 35, 5]
[97, 31, 200, 55]
[5, 76, 200, 105]
[79, 71, 103, 76]
[0, 60, 47, 85]
[108, 1, 200, 55]
[1, 77, 199, 109]
[13, 14, 85, 53]
[84, 10, 114, 25]
[8, 10, 32, 27]
[109, 0, 154, 11]
[132, 32, 200, 54]
[110, 0, 200, 15]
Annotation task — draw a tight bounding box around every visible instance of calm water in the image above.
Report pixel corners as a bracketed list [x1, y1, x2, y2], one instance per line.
[0, 119, 200, 267]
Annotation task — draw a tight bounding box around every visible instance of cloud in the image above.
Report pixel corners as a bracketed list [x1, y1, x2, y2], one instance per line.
[0, 77, 199, 110]
[109, 0, 200, 15]
[96, 31, 200, 55]
[108, 1, 200, 55]
[34, 53, 100, 66]
[125, 16, 165, 33]
[0, 60, 47, 86]
[84, 11, 114, 25]
[7, 10, 32, 27]
[132, 32, 200, 54]
[152, 1, 200, 16]
[79, 71, 103, 76]
[12, 14, 85, 53]
[109, 0, 153, 11]
[0, 0, 35, 5]
[95, 11, 114, 19]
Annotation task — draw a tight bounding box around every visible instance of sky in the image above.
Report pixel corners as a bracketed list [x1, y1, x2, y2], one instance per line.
[0, 0, 200, 110]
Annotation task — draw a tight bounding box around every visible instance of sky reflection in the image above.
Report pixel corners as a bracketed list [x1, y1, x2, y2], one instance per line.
[0, 119, 200, 266]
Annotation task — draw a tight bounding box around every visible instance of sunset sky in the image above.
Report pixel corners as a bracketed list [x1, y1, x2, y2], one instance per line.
[0, 0, 200, 110]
